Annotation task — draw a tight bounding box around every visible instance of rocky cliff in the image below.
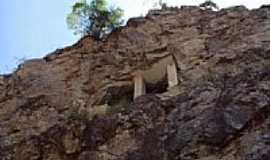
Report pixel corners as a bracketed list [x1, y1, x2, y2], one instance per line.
[1, 5, 270, 160]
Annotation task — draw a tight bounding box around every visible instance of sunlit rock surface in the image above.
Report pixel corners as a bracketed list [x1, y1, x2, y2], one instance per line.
[0, 5, 270, 160]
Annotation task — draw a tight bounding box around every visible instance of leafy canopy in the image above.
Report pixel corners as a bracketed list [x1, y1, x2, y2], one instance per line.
[67, 0, 124, 40]
[199, 0, 219, 10]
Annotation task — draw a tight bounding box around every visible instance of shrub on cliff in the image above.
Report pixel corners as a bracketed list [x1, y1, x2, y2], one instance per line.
[67, 0, 124, 40]
[199, 0, 219, 10]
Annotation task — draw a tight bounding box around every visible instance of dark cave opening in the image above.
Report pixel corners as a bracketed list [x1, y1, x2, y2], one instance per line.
[146, 76, 168, 94]
[99, 84, 134, 113]
[100, 75, 169, 109]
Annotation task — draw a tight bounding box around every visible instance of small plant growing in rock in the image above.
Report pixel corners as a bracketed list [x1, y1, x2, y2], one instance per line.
[67, 0, 124, 40]
[158, 0, 168, 9]
[199, 0, 219, 10]
[143, 0, 167, 9]
[67, 105, 109, 124]
[68, 109, 91, 124]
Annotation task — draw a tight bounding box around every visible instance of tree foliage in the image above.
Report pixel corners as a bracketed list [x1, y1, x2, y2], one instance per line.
[199, 0, 219, 10]
[67, 0, 124, 40]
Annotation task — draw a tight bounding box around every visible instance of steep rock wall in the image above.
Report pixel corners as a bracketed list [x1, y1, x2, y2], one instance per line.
[0, 5, 270, 160]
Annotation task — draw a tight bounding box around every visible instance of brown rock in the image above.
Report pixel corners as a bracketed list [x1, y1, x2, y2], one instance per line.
[1, 5, 270, 160]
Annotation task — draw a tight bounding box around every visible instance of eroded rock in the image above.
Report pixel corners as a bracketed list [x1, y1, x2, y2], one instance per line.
[0, 5, 270, 160]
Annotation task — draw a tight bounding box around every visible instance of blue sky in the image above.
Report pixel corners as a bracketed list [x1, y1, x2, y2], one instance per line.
[0, 0, 79, 74]
[0, 0, 269, 74]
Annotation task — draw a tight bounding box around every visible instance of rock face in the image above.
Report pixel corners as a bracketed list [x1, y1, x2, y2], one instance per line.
[1, 5, 270, 160]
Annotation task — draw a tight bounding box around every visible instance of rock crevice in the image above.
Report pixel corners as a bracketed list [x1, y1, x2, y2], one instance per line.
[0, 5, 270, 160]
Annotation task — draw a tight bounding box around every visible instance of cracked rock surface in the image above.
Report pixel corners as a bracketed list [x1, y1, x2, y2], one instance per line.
[0, 5, 270, 160]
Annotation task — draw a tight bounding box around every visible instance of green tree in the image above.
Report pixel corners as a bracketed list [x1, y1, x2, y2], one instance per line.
[67, 0, 124, 40]
[199, 0, 219, 10]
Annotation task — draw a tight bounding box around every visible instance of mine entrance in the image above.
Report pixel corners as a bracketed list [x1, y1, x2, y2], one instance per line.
[146, 76, 168, 94]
